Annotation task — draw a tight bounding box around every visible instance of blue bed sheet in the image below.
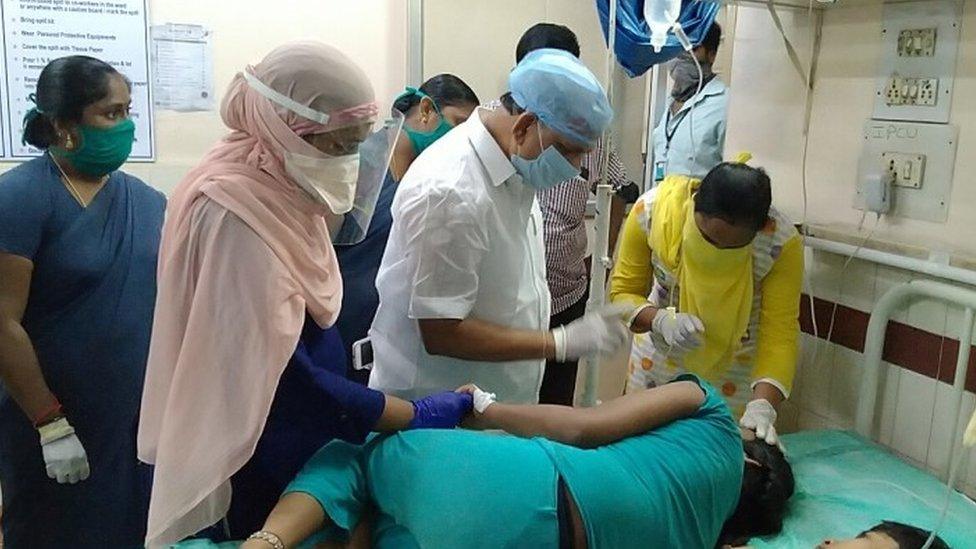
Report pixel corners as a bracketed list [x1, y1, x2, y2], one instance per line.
[750, 430, 976, 548]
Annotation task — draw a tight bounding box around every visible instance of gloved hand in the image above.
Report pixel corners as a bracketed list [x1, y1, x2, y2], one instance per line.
[38, 418, 90, 484]
[409, 391, 474, 429]
[651, 307, 704, 353]
[740, 399, 782, 449]
[552, 304, 631, 362]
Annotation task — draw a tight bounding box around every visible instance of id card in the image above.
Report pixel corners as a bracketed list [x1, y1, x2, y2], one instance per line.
[654, 161, 666, 181]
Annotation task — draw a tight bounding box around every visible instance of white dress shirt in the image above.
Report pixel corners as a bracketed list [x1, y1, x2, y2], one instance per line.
[368, 108, 551, 404]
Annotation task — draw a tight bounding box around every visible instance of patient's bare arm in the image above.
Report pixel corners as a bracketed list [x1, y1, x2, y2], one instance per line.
[240, 493, 327, 549]
[459, 380, 705, 448]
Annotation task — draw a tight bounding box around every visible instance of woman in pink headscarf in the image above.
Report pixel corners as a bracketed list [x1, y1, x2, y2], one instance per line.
[137, 42, 473, 547]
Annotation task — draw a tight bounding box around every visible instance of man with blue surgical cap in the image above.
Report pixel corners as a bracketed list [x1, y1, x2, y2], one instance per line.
[368, 49, 630, 404]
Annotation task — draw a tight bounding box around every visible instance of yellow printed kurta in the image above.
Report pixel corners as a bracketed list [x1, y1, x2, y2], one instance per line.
[609, 189, 803, 415]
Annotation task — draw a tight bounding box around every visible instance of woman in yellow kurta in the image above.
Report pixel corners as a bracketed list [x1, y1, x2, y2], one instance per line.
[610, 161, 802, 446]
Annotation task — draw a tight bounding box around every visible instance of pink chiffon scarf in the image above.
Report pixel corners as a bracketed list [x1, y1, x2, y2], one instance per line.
[137, 42, 377, 546]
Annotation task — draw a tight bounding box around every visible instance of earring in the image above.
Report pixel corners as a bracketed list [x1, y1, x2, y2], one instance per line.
[63, 133, 74, 150]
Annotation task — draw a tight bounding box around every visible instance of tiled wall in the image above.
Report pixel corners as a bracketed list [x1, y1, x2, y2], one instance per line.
[787, 249, 976, 498]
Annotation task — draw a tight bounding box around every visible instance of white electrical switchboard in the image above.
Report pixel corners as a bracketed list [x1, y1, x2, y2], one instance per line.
[855, 121, 957, 223]
[873, 1, 960, 123]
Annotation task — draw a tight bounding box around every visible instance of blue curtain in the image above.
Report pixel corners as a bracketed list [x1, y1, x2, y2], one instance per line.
[596, 0, 721, 77]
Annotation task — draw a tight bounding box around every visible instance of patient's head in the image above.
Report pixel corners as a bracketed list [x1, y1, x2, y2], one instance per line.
[716, 439, 795, 547]
[817, 521, 949, 549]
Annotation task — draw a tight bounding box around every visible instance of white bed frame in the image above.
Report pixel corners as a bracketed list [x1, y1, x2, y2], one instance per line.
[857, 279, 976, 483]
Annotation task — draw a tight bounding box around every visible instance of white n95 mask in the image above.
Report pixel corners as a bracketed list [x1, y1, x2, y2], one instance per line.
[284, 150, 360, 215]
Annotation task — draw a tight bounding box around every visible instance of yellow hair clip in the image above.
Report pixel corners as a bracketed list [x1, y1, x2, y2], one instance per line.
[732, 152, 753, 164]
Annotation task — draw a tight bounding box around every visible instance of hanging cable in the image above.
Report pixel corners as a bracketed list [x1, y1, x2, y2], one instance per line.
[796, 1, 826, 370]
[921, 444, 970, 549]
[671, 23, 703, 174]
[821, 215, 881, 353]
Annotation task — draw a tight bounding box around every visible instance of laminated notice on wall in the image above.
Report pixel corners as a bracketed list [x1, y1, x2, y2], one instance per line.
[150, 23, 214, 112]
[0, 0, 154, 160]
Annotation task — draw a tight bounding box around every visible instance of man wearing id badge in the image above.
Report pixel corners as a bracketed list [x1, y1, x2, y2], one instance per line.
[652, 23, 728, 183]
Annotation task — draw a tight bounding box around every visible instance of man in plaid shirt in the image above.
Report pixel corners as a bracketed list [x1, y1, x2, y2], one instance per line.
[497, 23, 634, 404]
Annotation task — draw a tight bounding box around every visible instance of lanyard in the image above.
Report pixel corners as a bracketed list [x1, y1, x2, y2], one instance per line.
[664, 76, 717, 151]
[664, 107, 691, 151]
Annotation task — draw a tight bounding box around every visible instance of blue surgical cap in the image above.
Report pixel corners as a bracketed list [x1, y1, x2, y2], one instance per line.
[508, 48, 613, 148]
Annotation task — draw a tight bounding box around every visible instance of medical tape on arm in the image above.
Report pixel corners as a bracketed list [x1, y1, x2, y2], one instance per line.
[472, 387, 497, 414]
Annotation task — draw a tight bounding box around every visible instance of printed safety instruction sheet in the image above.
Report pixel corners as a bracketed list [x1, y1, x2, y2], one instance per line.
[151, 23, 214, 112]
[0, 0, 154, 160]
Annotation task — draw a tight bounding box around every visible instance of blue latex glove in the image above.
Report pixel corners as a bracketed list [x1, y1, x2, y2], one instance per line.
[409, 391, 473, 429]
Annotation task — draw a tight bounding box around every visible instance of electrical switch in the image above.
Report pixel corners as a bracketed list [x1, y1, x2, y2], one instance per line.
[881, 152, 926, 189]
[897, 28, 937, 57]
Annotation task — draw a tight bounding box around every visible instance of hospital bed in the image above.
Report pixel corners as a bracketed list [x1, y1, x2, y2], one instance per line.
[751, 280, 976, 548]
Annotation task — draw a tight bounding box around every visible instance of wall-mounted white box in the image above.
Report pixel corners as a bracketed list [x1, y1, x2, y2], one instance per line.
[856, 121, 957, 222]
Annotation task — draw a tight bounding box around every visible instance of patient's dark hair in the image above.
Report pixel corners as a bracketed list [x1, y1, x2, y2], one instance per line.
[716, 440, 795, 547]
[861, 521, 950, 549]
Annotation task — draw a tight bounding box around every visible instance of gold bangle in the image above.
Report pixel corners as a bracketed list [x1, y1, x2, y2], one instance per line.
[247, 531, 284, 549]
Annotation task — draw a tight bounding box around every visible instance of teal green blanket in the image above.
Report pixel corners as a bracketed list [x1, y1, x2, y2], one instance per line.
[750, 430, 976, 548]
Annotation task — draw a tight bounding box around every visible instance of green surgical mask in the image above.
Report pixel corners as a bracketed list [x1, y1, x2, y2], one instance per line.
[396, 87, 453, 155]
[57, 118, 136, 177]
[404, 113, 452, 155]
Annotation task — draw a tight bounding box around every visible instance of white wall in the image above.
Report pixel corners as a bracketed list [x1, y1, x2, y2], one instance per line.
[0, 0, 410, 195]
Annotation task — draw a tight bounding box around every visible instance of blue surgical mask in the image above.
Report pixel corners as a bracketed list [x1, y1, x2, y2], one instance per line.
[511, 123, 579, 191]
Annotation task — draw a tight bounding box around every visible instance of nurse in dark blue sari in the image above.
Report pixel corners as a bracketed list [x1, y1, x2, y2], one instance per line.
[0, 56, 165, 548]
[334, 76, 480, 382]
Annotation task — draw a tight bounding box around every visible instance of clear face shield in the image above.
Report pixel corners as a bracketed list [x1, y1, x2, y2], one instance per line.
[241, 69, 399, 246]
[330, 109, 404, 245]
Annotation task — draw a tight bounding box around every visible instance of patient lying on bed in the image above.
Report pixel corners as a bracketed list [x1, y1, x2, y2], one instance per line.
[234, 375, 794, 549]
[816, 521, 950, 549]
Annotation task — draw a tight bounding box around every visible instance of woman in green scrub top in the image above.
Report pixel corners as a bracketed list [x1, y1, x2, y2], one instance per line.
[230, 375, 794, 549]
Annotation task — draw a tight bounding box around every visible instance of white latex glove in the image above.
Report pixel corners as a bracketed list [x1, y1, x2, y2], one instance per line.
[740, 399, 782, 449]
[39, 418, 90, 484]
[552, 304, 631, 362]
[651, 307, 704, 353]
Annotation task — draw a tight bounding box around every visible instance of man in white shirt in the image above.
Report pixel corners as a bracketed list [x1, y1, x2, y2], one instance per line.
[369, 49, 629, 404]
